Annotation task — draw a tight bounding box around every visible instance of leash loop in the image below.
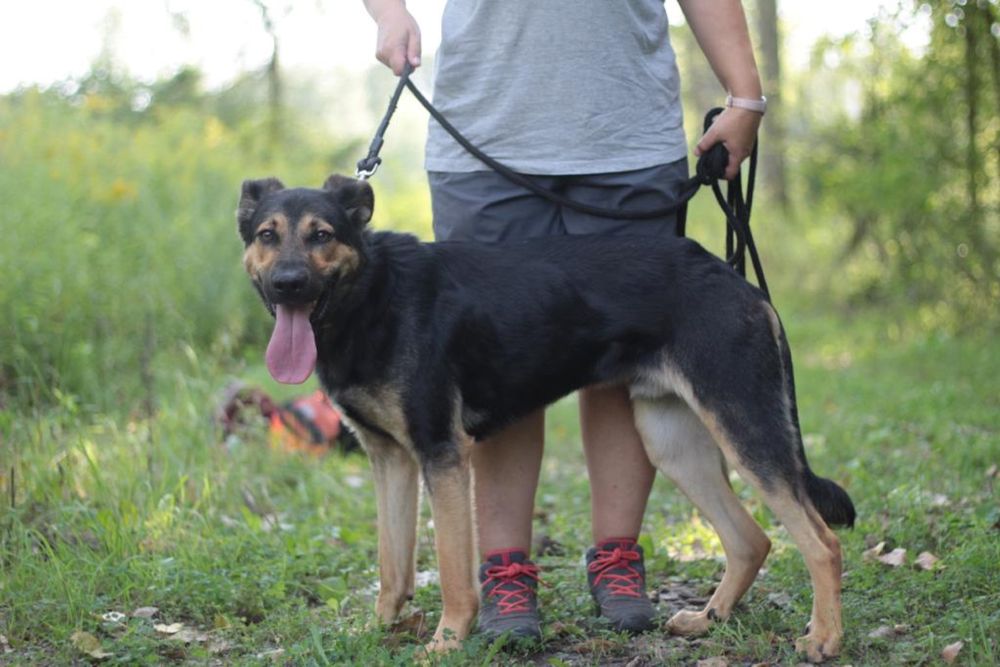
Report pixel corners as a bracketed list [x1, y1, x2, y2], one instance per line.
[357, 66, 770, 301]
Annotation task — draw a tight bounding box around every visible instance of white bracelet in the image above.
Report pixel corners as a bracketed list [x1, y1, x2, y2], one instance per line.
[726, 94, 767, 115]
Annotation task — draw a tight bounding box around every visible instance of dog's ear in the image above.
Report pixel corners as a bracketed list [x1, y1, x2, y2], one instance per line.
[237, 177, 285, 235]
[322, 174, 374, 227]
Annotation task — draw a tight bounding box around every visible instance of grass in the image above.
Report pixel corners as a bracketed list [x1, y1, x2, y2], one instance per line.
[1, 301, 998, 666]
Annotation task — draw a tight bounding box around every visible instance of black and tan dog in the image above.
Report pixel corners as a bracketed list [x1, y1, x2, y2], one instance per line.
[236, 174, 855, 662]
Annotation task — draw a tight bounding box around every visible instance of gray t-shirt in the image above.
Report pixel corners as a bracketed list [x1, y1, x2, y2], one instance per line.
[425, 0, 687, 175]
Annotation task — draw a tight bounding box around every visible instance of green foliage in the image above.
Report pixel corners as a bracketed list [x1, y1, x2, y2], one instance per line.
[795, 1, 1000, 324]
[0, 71, 431, 412]
[1, 307, 997, 664]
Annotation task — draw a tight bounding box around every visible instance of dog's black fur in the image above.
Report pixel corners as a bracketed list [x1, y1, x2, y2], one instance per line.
[237, 174, 855, 659]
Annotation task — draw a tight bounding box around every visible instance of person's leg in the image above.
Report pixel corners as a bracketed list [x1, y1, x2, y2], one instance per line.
[472, 410, 545, 555]
[563, 159, 689, 632]
[579, 385, 656, 545]
[429, 170, 562, 640]
[562, 159, 688, 543]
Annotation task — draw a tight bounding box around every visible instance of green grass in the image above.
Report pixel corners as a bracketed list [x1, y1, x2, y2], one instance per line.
[2, 303, 997, 665]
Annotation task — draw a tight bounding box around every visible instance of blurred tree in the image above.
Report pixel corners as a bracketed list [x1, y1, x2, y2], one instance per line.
[250, 0, 293, 147]
[754, 0, 788, 208]
[799, 1, 999, 325]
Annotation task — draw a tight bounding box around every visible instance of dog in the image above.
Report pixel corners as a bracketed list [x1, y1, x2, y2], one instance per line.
[235, 174, 855, 662]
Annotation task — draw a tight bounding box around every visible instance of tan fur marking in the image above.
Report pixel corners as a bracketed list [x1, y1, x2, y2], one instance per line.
[698, 426, 843, 661]
[335, 384, 412, 452]
[292, 213, 361, 280]
[637, 359, 843, 661]
[312, 241, 360, 279]
[423, 433, 478, 651]
[633, 396, 770, 637]
[242, 214, 289, 279]
[354, 426, 421, 625]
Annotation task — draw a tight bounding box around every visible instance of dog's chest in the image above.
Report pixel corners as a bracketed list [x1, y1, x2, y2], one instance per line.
[331, 384, 412, 450]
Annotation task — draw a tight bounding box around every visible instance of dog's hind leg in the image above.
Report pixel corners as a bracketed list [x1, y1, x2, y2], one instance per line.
[360, 431, 421, 626]
[421, 434, 479, 652]
[632, 395, 771, 636]
[693, 413, 844, 663]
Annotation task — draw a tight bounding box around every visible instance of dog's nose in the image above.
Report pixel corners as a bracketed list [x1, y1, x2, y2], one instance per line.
[272, 266, 309, 296]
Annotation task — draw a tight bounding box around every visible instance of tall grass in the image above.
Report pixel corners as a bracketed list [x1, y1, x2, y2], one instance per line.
[0, 87, 430, 413]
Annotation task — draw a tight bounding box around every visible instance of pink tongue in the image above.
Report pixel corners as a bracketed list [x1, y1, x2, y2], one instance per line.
[266, 305, 317, 384]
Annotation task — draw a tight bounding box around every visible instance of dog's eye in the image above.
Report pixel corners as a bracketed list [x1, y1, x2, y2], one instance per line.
[257, 229, 277, 244]
[312, 230, 334, 244]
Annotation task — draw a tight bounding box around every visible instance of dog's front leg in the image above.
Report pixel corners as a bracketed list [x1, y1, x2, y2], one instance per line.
[422, 437, 478, 652]
[361, 431, 421, 625]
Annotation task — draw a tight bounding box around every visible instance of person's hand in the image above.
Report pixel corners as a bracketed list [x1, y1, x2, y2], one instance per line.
[373, 4, 421, 75]
[694, 107, 762, 181]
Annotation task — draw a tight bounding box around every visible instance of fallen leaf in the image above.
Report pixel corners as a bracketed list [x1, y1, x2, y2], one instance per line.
[696, 658, 728, 667]
[941, 640, 964, 663]
[533, 533, 566, 556]
[171, 627, 209, 643]
[877, 548, 907, 567]
[415, 570, 438, 588]
[985, 464, 998, 479]
[208, 638, 233, 654]
[862, 541, 885, 561]
[132, 606, 159, 619]
[915, 551, 940, 571]
[1, 633, 12, 654]
[868, 625, 895, 639]
[255, 648, 285, 661]
[389, 610, 428, 637]
[767, 591, 793, 610]
[930, 494, 950, 507]
[154, 622, 184, 634]
[867, 623, 910, 639]
[71, 631, 112, 659]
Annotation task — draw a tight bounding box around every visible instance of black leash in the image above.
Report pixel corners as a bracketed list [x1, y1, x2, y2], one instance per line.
[356, 64, 770, 300]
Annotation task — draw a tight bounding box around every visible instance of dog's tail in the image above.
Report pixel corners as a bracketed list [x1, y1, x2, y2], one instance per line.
[803, 469, 856, 528]
[774, 311, 857, 529]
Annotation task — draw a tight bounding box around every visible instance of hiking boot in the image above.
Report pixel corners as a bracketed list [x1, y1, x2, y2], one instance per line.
[586, 538, 655, 633]
[477, 549, 542, 643]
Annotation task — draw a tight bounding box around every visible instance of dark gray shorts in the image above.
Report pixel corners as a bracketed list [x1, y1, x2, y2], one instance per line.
[428, 159, 689, 242]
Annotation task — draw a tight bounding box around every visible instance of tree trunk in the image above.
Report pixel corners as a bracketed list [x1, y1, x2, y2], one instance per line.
[984, 2, 1000, 200]
[252, 0, 282, 147]
[754, 0, 788, 208]
[963, 2, 979, 216]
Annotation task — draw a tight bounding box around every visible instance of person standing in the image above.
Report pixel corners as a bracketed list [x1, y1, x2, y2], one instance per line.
[362, 0, 764, 642]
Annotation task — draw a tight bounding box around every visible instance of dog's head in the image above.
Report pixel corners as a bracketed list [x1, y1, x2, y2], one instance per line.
[236, 174, 374, 384]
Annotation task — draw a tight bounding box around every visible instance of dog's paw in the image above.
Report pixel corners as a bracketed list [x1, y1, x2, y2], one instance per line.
[665, 609, 714, 636]
[375, 593, 408, 625]
[795, 631, 841, 663]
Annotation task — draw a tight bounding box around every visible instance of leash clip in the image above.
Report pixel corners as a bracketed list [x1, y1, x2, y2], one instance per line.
[355, 164, 379, 180]
[355, 63, 414, 182]
[355, 155, 382, 180]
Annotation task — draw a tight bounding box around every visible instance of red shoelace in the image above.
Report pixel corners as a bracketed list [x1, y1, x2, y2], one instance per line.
[587, 546, 643, 597]
[482, 561, 541, 614]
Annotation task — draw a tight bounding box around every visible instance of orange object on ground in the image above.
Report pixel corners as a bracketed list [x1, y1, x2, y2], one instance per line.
[268, 390, 343, 456]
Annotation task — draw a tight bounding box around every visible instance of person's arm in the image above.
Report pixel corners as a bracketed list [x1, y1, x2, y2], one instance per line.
[362, 0, 422, 75]
[677, 0, 763, 180]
